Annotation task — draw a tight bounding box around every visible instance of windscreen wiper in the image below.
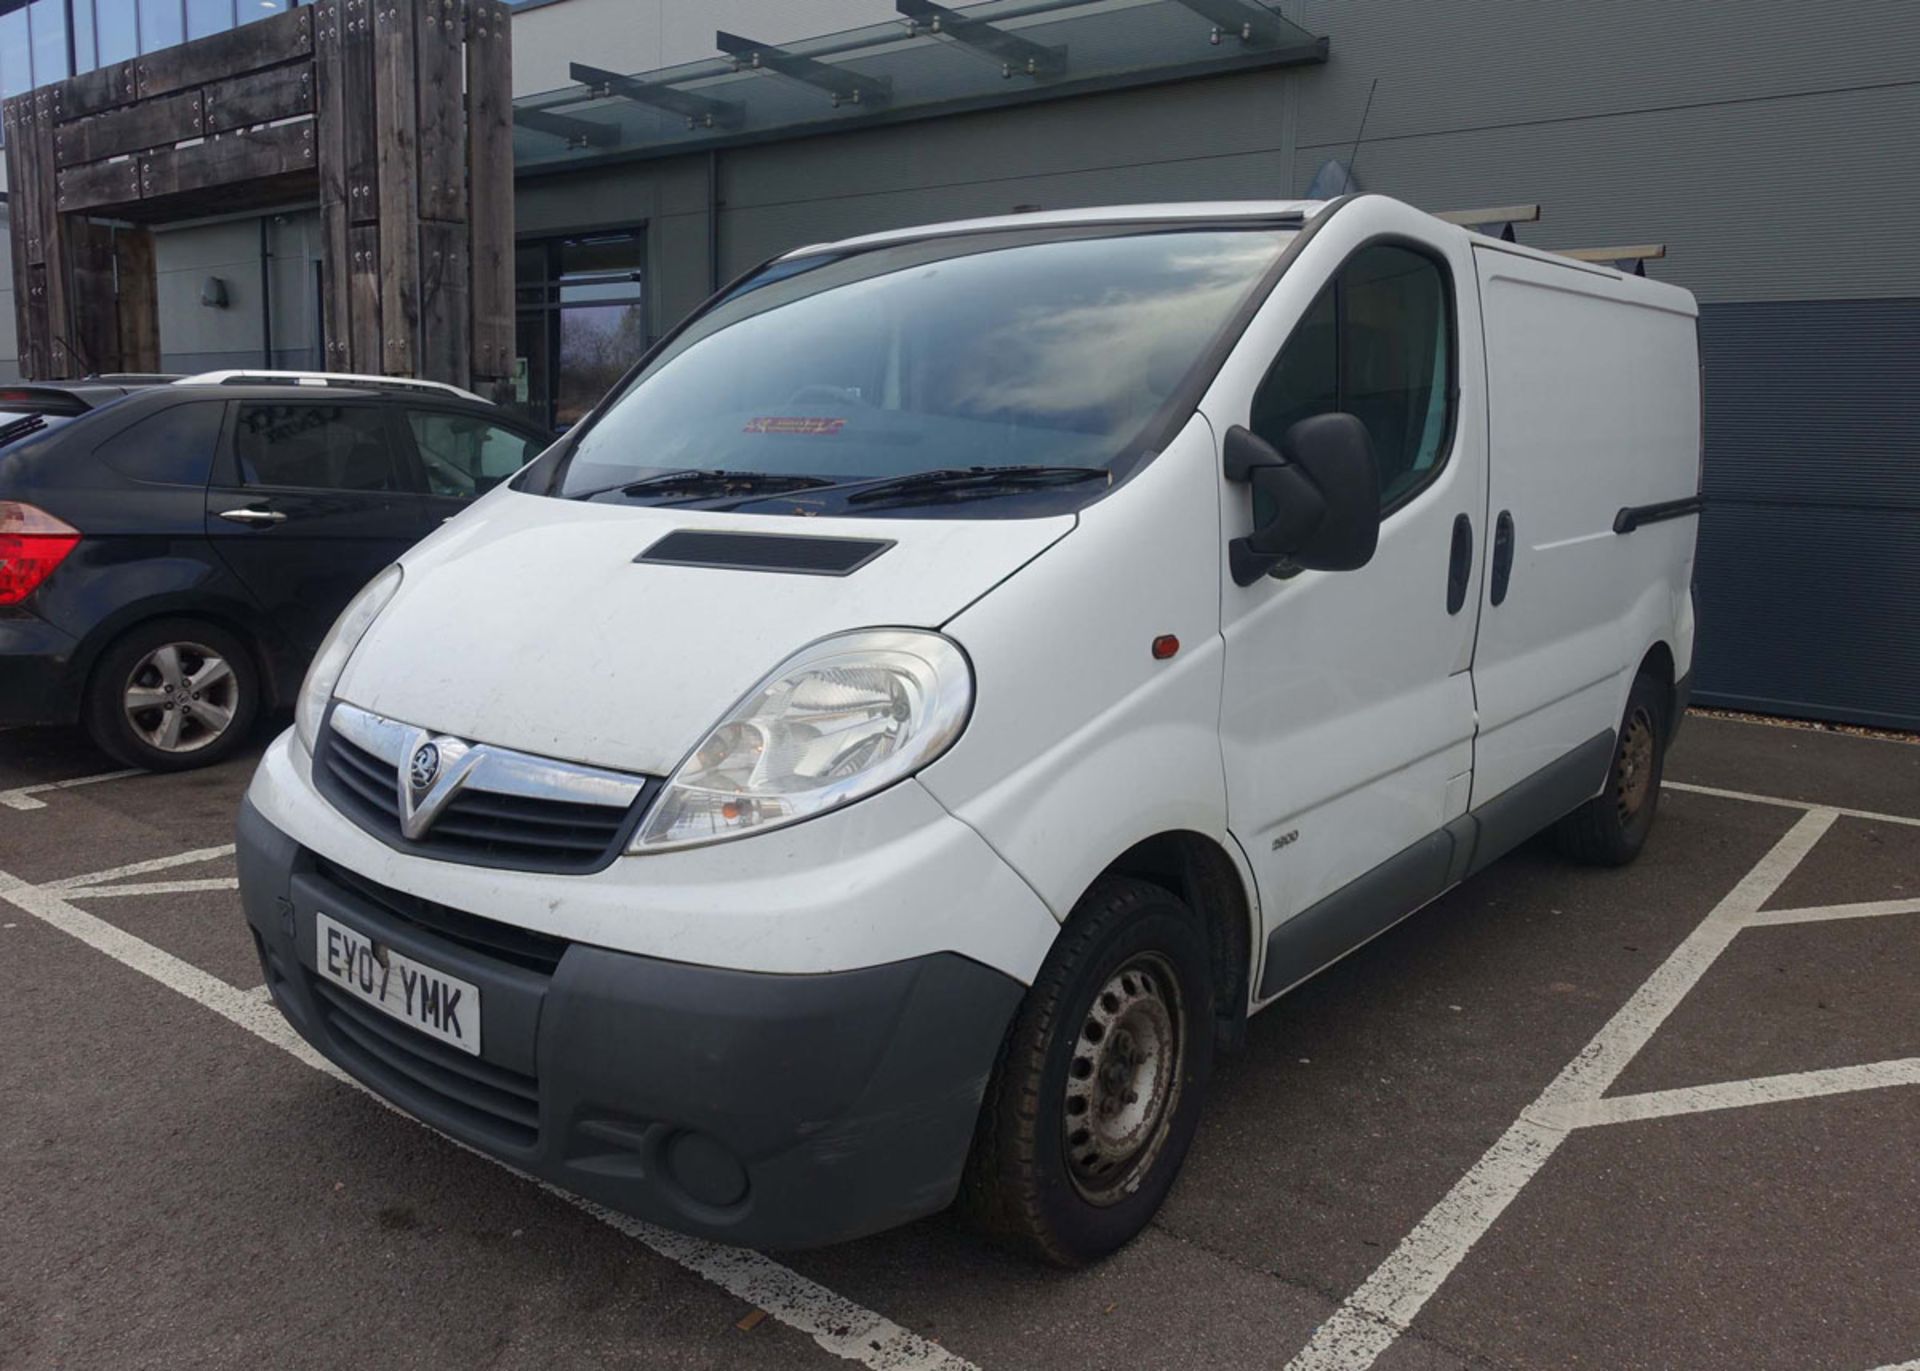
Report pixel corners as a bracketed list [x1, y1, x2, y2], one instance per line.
[569, 468, 836, 502]
[0, 414, 48, 447]
[838, 465, 1110, 507]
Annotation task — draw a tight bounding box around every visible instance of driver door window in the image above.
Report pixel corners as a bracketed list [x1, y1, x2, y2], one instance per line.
[406, 410, 543, 499]
[1251, 244, 1453, 513]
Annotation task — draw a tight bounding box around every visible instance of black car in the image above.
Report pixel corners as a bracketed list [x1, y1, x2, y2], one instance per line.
[0, 377, 552, 770]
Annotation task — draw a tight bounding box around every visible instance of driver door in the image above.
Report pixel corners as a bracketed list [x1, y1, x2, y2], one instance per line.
[1207, 203, 1489, 1000]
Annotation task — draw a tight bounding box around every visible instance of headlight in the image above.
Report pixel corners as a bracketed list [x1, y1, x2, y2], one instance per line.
[294, 565, 403, 754]
[632, 628, 972, 853]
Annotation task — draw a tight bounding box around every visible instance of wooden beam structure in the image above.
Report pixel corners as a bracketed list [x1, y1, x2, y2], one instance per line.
[2, 0, 514, 395]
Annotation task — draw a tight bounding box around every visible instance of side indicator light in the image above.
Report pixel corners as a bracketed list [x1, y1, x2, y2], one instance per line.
[1151, 634, 1180, 661]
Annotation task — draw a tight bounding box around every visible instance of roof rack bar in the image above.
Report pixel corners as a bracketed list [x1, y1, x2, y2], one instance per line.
[715, 30, 894, 108]
[568, 62, 746, 131]
[1433, 203, 1542, 227]
[1167, 0, 1298, 45]
[895, 0, 1067, 78]
[513, 106, 621, 150]
[1554, 243, 1667, 263]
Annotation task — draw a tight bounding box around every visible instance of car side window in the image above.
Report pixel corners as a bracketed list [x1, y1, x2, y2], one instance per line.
[1251, 243, 1454, 512]
[232, 404, 407, 493]
[92, 402, 225, 486]
[406, 410, 542, 498]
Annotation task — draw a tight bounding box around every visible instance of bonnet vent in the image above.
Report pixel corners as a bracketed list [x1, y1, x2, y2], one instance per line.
[635, 529, 894, 576]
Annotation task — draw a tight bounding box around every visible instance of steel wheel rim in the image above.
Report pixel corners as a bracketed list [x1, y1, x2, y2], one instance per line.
[1615, 705, 1657, 821]
[1063, 951, 1185, 1206]
[123, 641, 238, 754]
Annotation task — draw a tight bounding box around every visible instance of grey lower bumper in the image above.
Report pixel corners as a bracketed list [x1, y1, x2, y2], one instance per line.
[237, 797, 1024, 1249]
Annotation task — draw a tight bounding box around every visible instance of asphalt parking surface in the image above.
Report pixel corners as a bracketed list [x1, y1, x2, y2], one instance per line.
[2, 715, 1916, 1370]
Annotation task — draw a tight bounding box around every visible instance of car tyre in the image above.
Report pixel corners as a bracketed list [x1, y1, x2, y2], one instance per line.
[961, 876, 1215, 1266]
[84, 619, 261, 772]
[1552, 670, 1669, 866]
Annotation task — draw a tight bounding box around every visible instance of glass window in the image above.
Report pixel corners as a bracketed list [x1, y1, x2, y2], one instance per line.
[140, 0, 185, 55]
[187, 0, 234, 39]
[1, 10, 32, 105]
[94, 402, 225, 486]
[96, 0, 139, 66]
[73, 0, 99, 73]
[515, 230, 645, 432]
[233, 404, 407, 492]
[28, 0, 70, 85]
[557, 227, 1294, 499]
[1251, 243, 1453, 511]
[406, 410, 541, 498]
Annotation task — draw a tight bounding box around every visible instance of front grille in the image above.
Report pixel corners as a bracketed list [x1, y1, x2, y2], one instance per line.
[310, 975, 540, 1148]
[316, 857, 569, 978]
[318, 727, 645, 873]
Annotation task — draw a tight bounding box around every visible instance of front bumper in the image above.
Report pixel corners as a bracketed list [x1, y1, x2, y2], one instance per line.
[0, 613, 82, 727]
[238, 797, 1024, 1248]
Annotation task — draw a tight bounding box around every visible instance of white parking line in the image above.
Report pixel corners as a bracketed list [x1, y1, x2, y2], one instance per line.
[59, 878, 241, 900]
[1664, 780, 1920, 829]
[1284, 799, 1920, 1371]
[0, 862, 976, 1371]
[0, 769, 143, 811]
[44, 844, 236, 891]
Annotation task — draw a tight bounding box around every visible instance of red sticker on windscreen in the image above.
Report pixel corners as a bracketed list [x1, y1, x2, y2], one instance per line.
[743, 416, 847, 435]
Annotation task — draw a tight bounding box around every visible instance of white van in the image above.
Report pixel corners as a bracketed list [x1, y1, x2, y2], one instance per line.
[238, 194, 1701, 1264]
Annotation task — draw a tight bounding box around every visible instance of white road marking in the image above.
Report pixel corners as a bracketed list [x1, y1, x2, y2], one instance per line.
[0, 769, 144, 811]
[0, 862, 976, 1371]
[1571, 1058, 1920, 1128]
[1865, 1360, 1920, 1370]
[59, 878, 240, 900]
[1664, 780, 1920, 829]
[246, 983, 272, 1002]
[44, 844, 236, 891]
[1284, 809, 1840, 1371]
[1746, 896, 1920, 928]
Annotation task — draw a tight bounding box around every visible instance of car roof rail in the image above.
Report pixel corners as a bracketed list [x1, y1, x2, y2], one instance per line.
[172, 369, 489, 404]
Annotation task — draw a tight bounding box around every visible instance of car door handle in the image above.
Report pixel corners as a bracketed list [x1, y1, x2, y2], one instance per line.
[1490, 510, 1516, 606]
[1446, 514, 1473, 615]
[217, 507, 288, 526]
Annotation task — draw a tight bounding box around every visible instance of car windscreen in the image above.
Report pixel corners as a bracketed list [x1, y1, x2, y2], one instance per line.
[549, 225, 1296, 505]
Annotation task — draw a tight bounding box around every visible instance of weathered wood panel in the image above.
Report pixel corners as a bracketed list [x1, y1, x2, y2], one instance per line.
[4, 101, 36, 378]
[57, 157, 146, 215]
[204, 62, 316, 134]
[54, 90, 204, 169]
[140, 121, 317, 200]
[312, 0, 354, 370]
[115, 229, 161, 374]
[69, 219, 122, 374]
[416, 0, 467, 223]
[52, 61, 140, 122]
[348, 223, 383, 374]
[375, 0, 421, 376]
[134, 6, 314, 101]
[418, 220, 471, 387]
[466, 0, 515, 387]
[30, 90, 79, 377]
[341, 0, 379, 224]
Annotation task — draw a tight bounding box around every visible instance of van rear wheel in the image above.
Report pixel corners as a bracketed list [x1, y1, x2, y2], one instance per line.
[1552, 671, 1669, 866]
[961, 876, 1214, 1266]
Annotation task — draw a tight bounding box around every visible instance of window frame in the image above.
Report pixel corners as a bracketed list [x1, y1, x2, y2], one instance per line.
[1249, 232, 1461, 521]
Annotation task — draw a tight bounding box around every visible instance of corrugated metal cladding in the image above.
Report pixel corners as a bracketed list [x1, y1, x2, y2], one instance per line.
[512, 0, 1920, 729]
[1694, 300, 1920, 728]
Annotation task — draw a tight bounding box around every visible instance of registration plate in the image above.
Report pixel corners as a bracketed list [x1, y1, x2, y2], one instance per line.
[316, 912, 481, 1056]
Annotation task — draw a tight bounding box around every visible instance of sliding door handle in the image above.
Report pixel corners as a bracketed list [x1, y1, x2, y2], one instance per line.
[1446, 514, 1472, 615]
[1490, 510, 1516, 605]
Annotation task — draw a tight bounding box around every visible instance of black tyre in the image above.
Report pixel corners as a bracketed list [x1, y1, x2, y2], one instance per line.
[84, 619, 261, 772]
[962, 876, 1215, 1266]
[1552, 671, 1669, 866]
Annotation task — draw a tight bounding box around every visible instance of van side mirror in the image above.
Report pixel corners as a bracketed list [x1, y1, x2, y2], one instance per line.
[1225, 415, 1381, 585]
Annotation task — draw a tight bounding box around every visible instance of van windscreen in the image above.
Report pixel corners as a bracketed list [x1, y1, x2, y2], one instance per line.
[547, 225, 1295, 513]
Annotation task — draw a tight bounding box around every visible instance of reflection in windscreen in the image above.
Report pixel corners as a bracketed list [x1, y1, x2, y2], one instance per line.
[559, 227, 1294, 497]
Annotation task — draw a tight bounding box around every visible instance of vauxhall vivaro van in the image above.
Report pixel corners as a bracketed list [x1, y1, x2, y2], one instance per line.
[237, 194, 1701, 1264]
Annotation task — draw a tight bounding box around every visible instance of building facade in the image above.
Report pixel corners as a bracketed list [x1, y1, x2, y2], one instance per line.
[4, 0, 1917, 728]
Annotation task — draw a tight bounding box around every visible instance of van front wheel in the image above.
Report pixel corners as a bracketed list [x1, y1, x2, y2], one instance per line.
[962, 877, 1214, 1266]
[1552, 671, 1669, 866]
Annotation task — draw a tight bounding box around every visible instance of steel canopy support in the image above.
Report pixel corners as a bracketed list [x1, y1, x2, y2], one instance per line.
[1168, 0, 1298, 46]
[895, 0, 1066, 79]
[569, 62, 745, 131]
[714, 30, 893, 109]
[513, 105, 619, 149]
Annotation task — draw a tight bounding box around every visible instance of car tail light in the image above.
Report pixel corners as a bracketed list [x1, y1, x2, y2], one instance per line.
[0, 503, 82, 605]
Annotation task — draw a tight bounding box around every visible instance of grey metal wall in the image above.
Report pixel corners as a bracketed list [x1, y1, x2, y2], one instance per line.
[525, 0, 1920, 728]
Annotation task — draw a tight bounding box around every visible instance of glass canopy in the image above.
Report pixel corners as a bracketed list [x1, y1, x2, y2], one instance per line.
[511, 0, 1324, 173]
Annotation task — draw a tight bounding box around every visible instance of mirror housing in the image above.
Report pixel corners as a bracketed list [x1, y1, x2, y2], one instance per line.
[1225, 415, 1381, 584]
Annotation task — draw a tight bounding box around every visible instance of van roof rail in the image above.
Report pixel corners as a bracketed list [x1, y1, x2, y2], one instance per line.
[1432, 203, 1542, 228]
[173, 370, 488, 403]
[1552, 243, 1668, 277]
